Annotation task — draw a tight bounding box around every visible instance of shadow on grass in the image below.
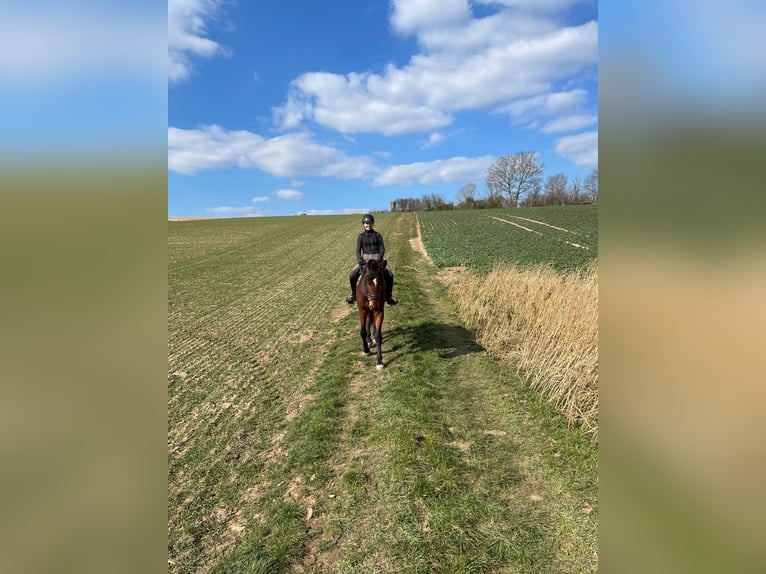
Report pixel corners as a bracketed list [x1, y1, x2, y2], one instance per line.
[387, 321, 484, 359]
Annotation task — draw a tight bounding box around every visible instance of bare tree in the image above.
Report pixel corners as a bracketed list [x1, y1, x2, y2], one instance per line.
[424, 193, 447, 211]
[482, 187, 505, 209]
[569, 176, 581, 204]
[543, 173, 568, 205]
[584, 168, 598, 203]
[486, 151, 543, 207]
[392, 197, 422, 211]
[522, 180, 543, 206]
[456, 183, 476, 208]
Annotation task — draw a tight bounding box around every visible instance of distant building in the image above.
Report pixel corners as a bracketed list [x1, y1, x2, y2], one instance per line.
[390, 201, 396, 212]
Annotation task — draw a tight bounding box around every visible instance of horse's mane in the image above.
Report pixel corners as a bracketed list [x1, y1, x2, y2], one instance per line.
[364, 259, 382, 281]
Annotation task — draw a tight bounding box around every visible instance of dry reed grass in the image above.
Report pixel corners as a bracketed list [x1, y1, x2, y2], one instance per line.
[440, 261, 598, 440]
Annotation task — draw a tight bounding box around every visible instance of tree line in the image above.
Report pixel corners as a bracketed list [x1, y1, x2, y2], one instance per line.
[392, 151, 597, 212]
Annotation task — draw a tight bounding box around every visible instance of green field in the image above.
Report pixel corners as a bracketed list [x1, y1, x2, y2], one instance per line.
[168, 211, 598, 573]
[418, 205, 597, 273]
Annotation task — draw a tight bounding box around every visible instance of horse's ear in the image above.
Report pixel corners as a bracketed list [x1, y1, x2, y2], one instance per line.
[380, 259, 387, 270]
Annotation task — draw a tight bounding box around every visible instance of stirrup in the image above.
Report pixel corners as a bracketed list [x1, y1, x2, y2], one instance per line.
[346, 295, 356, 304]
[387, 297, 398, 306]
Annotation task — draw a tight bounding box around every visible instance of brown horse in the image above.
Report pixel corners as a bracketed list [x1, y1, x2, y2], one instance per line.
[356, 259, 387, 370]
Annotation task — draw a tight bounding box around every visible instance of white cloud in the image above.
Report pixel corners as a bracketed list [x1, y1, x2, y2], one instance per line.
[497, 89, 596, 134]
[415, 9, 556, 54]
[273, 3, 597, 136]
[168, 0, 230, 85]
[168, 125, 500, 189]
[541, 113, 597, 133]
[390, 0, 471, 35]
[555, 130, 597, 168]
[275, 76, 453, 136]
[168, 125, 375, 178]
[252, 196, 270, 203]
[421, 132, 446, 149]
[276, 189, 305, 200]
[499, 89, 588, 118]
[374, 155, 496, 186]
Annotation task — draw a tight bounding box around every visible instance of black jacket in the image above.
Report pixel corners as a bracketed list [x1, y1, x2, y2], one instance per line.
[355, 230, 385, 266]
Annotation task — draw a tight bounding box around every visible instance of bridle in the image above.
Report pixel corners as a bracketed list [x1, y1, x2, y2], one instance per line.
[360, 268, 384, 310]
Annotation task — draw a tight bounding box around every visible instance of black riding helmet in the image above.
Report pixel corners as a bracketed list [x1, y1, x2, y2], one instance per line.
[362, 213, 375, 224]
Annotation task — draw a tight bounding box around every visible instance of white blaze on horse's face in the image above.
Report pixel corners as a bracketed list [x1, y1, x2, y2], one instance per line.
[367, 277, 379, 310]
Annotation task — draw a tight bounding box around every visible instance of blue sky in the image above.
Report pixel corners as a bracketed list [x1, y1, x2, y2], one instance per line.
[168, 0, 598, 218]
[3, 1, 763, 196]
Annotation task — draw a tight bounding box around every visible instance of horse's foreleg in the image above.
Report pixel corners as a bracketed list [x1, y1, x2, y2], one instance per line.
[359, 310, 370, 355]
[366, 314, 374, 347]
[374, 312, 384, 369]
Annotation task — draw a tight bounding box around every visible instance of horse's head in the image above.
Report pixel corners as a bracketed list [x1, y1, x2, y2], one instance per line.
[361, 259, 387, 309]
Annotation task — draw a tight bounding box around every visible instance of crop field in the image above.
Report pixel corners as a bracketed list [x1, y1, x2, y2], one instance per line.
[168, 211, 598, 573]
[418, 205, 597, 273]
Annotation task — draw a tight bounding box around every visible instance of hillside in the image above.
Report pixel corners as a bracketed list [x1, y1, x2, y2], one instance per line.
[168, 211, 598, 572]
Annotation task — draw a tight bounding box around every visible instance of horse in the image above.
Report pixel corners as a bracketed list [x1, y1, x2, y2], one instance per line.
[356, 259, 387, 370]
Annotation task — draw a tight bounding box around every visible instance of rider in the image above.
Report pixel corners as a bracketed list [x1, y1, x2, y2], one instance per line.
[346, 213, 398, 305]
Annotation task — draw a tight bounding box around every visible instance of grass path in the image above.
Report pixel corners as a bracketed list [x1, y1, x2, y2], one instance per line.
[168, 213, 597, 573]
